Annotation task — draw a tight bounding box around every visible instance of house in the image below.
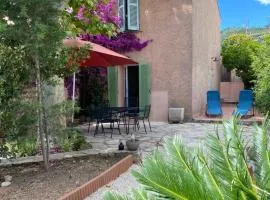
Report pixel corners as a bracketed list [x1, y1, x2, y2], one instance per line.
[106, 0, 222, 121]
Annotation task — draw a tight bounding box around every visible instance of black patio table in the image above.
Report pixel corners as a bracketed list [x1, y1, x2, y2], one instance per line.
[110, 106, 139, 113]
[110, 106, 141, 134]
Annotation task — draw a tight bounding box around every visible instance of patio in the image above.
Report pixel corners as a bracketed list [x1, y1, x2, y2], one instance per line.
[79, 120, 255, 157]
[193, 103, 263, 123]
[82, 120, 255, 199]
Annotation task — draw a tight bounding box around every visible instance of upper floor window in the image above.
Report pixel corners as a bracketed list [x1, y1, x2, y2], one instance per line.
[118, 0, 140, 31]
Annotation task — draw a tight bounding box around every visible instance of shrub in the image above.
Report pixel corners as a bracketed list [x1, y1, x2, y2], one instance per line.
[105, 117, 270, 199]
[222, 34, 261, 89]
[15, 136, 38, 157]
[0, 144, 15, 160]
[253, 34, 270, 114]
[55, 128, 90, 152]
[5, 135, 38, 158]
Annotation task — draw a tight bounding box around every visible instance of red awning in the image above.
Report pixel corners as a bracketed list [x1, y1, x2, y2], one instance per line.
[63, 39, 137, 67]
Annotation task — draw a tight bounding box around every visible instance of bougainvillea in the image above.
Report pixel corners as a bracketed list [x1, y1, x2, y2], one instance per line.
[64, 0, 120, 36]
[96, 0, 121, 26]
[65, 32, 152, 100]
[65, 67, 107, 101]
[64, 67, 107, 110]
[64, 0, 153, 105]
[81, 33, 153, 53]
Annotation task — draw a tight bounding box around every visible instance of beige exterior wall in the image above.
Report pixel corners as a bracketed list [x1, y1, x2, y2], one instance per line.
[120, 0, 221, 121]
[127, 0, 194, 120]
[220, 82, 244, 103]
[191, 0, 221, 116]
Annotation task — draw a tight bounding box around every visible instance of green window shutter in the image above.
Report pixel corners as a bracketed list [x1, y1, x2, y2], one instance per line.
[127, 0, 139, 31]
[118, 0, 126, 32]
[108, 67, 118, 107]
[139, 63, 151, 108]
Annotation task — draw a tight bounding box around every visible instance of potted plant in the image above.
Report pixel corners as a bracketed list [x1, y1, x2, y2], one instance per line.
[126, 134, 139, 151]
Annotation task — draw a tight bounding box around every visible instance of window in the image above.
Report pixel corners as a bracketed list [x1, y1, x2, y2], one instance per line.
[118, 0, 140, 31]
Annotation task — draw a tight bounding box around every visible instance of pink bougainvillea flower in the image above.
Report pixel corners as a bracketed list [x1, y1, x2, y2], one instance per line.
[76, 6, 85, 20]
[95, 0, 121, 27]
[81, 33, 153, 53]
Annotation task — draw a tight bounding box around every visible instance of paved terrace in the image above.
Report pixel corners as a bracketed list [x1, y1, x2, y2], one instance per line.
[193, 103, 263, 123]
[80, 121, 256, 200]
[80, 121, 256, 156]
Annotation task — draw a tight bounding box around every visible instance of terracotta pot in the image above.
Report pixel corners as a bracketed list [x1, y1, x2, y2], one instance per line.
[126, 139, 139, 151]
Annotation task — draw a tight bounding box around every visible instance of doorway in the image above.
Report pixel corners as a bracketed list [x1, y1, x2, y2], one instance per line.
[125, 66, 139, 107]
[77, 67, 108, 117]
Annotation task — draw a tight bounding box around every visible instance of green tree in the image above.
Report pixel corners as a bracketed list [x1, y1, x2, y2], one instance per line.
[0, 44, 36, 142]
[252, 34, 270, 114]
[222, 34, 261, 89]
[0, 0, 119, 169]
[0, 0, 70, 169]
[105, 117, 270, 199]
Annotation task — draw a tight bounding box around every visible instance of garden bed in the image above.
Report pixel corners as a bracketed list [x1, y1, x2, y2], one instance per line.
[0, 154, 128, 200]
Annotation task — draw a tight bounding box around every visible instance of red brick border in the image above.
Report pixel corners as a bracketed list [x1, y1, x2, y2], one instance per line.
[58, 155, 134, 200]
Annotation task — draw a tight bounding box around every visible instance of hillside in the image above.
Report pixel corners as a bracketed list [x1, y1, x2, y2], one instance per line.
[222, 27, 269, 40]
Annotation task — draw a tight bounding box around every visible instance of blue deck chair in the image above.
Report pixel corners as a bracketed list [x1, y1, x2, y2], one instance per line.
[233, 90, 253, 117]
[206, 91, 223, 116]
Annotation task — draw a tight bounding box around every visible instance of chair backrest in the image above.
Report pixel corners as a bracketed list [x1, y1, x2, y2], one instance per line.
[143, 105, 151, 118]
[238, 90, 253, 109]
[102, 100, 110, 108]
[95, 104, 112, 120]
[89, 101, 110, 119]
[207, 90, 221, 103]
[88, 104, 97, 120]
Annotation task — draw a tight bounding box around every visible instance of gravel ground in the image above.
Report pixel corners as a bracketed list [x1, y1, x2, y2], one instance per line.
[85, 165, 140, 200]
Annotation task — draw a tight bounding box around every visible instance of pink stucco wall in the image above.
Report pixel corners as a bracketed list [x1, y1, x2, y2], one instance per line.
[192, 0, 221, 116]
[220, 82, 244, 103]
[120, 0, 221, 121]
[127, 0, 193, 120]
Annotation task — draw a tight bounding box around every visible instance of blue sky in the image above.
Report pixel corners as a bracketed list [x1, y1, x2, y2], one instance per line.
[218, 0, 270, 29]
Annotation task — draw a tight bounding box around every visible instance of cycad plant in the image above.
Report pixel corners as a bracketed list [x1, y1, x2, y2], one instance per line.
[105, 117, 270, 200]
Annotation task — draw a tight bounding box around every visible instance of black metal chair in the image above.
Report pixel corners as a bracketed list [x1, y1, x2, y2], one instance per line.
[95, 105, 121, 138]
[87, 100, 110, 134]
[111, 107, 129, 134]
[88, 104, 97, 134]
[138, 105, 152, 133]
[126, 107, 140, 134]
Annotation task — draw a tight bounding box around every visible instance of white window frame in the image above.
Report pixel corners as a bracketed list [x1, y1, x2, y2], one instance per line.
[118, 0, 140, 32]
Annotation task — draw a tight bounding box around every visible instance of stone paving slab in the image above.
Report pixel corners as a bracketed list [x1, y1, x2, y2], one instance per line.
[2, 122, 254, 167]
[81, 122, 255, 158]
[84, 122, 256, 199]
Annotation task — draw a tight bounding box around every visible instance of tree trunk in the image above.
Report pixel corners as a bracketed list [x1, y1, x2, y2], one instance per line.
[35, 55, 49, 171]
[41, 98, 50, 164]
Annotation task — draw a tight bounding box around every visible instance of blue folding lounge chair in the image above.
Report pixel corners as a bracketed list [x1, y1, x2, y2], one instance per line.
[206, 91, 223, 116]
[233, 90, 253, 117]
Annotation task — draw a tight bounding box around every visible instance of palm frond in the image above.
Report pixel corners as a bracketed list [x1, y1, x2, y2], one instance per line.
[132, 149, 191, 199]
[206, 117, 258, 199]
[104, 189, 156, 200]
[253, 117, 270, 192]
[104, 192, 129, 200]
[103, 117, 270, 200]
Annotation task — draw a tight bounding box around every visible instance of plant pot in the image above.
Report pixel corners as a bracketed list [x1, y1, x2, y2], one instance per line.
[168, 108, 184, 123]
[126, 139, 139, 151]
